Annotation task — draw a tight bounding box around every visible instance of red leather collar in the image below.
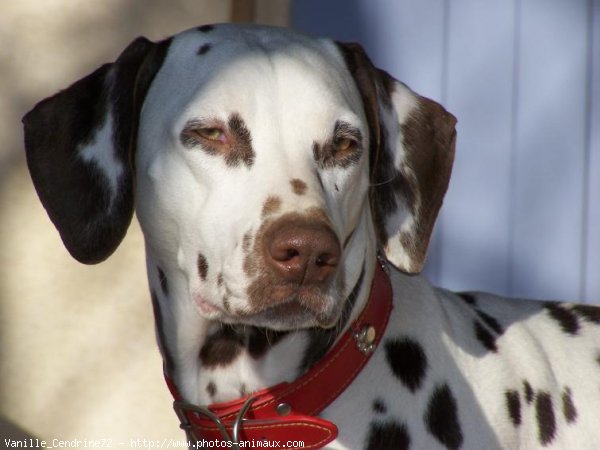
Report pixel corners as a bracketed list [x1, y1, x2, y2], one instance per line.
[166, 261, 392, 449]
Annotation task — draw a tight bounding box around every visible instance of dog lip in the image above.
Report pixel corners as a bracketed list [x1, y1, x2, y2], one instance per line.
[194, 294, 221, 315]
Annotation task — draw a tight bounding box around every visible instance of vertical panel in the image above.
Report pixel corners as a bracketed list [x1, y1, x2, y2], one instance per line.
[511, 0, 589, 299]
[291, 0, 372, 43]
[437, 0, 516, 294]
[292, 0, 447, 95]
[585, 0, 600, 302]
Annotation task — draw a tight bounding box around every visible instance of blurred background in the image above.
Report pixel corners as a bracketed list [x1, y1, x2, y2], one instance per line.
[1, 0, 598, 443]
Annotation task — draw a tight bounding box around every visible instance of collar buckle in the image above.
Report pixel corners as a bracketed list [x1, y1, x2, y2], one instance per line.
[173, 395, 258, 449]
[173, 400, 233, 444]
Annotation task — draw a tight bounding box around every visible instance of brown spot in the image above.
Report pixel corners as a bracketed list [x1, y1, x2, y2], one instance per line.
[197, 43, 212, 55]
[197, 253, 208, 280]
[524, 381, 534, 404]
[290, 179, 307, 196]
[247, 328, 289, 359]
[242, 231, 253, 254]
[562, 387, 577, 424]
[217, 273, 224, 286]
[199, 326, 243, 368]
[240, 383, 248, 396]
[261, 196, 282, 218]
[206, 381, 217, 397]
[390, 97, 456, 272]
[312, 121, 363, 169]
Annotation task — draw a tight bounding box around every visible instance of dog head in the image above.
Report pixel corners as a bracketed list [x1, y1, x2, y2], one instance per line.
[23, 24, 456, 331]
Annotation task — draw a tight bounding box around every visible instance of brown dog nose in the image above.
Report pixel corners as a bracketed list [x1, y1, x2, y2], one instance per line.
[265, 219, 341, 284]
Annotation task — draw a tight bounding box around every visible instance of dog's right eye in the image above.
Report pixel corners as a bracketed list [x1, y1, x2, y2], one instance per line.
[181, 120, 229, 149]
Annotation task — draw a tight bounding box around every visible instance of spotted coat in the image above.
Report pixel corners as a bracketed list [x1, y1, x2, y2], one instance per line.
[23, 23, 600, 449]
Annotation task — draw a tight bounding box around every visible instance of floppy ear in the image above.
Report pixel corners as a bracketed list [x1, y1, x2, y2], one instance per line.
[23, 37, 170, 264]
[337, 42, 457, 274]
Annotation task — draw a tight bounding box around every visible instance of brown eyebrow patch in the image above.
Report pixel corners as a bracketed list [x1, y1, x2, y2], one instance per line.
[290, 179, 307, 195]
[313, 121, 363, 169]
[262, 196, 282, 218]
[226, 113, 255, 167]
[198, 25, 215, 33]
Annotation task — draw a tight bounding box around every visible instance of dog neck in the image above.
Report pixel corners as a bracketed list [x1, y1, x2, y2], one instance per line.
[149, 217, 378, 406]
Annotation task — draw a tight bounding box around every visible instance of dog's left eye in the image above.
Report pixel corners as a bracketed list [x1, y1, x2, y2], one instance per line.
[196, 128, 227, 143]
[334, 137, 357, 153]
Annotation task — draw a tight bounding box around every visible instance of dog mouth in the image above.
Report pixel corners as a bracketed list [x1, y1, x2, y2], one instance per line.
[216, 284, 341, 330]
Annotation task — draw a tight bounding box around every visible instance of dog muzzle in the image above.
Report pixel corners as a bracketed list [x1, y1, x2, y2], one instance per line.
[166, 261, 393, 449]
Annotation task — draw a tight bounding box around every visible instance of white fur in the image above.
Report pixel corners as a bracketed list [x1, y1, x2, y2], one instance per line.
[78, 109, 124, 206]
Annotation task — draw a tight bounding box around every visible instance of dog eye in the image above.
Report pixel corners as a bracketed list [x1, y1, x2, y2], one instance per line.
[196, 127, 227, 143]
[334, 137, 357, 153]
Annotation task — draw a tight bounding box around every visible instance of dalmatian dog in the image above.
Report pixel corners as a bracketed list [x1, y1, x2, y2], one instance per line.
[23, 24, 600, 449]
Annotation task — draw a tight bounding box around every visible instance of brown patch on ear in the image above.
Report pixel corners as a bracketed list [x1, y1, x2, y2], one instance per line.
[336, 41, 456, 274]
[398, 97, 457, 269]
[262, 195, 282, 218]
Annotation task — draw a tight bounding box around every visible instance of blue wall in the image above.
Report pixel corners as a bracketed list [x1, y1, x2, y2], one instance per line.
[293, 0, 600, 303]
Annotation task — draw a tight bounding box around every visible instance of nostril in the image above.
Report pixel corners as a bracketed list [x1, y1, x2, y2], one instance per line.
[286, 248, 300, 261]
[316, 253, 338, 267]
[270, 244, 302, 262]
